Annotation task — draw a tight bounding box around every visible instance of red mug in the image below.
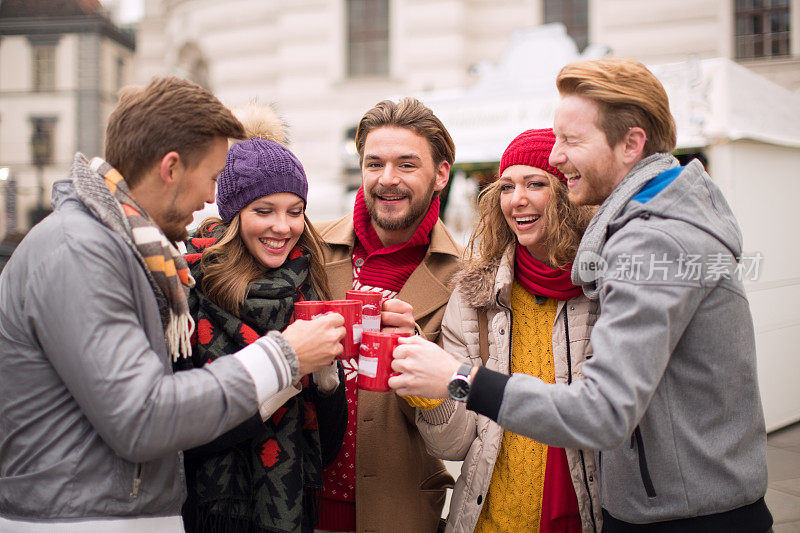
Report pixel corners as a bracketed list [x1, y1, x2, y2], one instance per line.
[345, 290, 382, 335]
[293, 300, 327, 321]
[326, 300, 362, 360]
[357, 331, 399, 392]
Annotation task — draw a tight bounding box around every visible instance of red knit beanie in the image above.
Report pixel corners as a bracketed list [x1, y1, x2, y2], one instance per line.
[499, 128, 565, 182]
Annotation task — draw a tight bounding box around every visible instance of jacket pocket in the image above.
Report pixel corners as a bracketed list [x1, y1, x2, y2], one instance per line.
[420, 467, 454, 492]
[631, 426, 657, 498]
[130, 463, 143, 499]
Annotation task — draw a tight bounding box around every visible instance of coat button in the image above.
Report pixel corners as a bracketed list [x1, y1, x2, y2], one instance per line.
[355, 258, 364, 267]
[589, 475, 594, 482]
[499, 329, 505, 335]
[477, 494, 483, 505]
[570, 305, 575, 311]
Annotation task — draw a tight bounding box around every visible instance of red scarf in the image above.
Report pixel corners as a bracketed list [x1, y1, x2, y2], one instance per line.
[351, 187, 440, 293]
[514, 244, 582, 301]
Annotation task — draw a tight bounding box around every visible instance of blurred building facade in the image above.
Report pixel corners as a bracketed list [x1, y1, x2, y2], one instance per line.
[592, 0, 800, 93]
[134, 0, 800, 220]
[0, 0, 136, 236]
[135, 0, 572, 218]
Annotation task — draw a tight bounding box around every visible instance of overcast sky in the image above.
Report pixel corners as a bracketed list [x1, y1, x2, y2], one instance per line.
[101, 0, 144, 24]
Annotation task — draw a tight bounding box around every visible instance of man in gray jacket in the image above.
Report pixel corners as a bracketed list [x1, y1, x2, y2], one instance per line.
[0, 77, 344, 531]
[391, 58, 772, 532]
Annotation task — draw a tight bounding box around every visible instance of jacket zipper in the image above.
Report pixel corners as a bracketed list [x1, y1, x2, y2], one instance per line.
[631, 426, 657, 498]
[131, 463, 142, 499]
[564, 306, 598, 533]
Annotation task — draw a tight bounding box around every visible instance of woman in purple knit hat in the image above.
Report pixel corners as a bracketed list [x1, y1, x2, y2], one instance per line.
[175, 113, 347, 533]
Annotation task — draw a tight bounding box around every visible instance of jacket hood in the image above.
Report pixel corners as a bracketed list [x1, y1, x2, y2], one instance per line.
[52, 153, 94, 209]
[610, 158, 743, 257]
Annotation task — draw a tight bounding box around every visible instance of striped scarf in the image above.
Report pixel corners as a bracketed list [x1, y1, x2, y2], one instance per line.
[72, 155, 195, 361]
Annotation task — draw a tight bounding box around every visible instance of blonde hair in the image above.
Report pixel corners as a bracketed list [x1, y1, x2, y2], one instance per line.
[556, 58, 677, 156]
[466, 173, 595, 270]
[198, 215, 331, 316]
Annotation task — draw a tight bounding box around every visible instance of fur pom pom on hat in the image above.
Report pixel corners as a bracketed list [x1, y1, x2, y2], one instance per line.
[232, 102, 288, 144]
[499, 128, 565, 182]
[216, 104, 307, 223]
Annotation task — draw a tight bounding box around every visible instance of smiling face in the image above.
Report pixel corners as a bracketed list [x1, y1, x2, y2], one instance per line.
[361, 126, 450, 246]
[549, 95, 630, 206]
[238, 192, 305, 269]
[160, 136, 228, 241]
[499, 165, 555, 261]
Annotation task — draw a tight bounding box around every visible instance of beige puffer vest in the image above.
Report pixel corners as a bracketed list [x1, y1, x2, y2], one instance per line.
[415, 248, 603, 533]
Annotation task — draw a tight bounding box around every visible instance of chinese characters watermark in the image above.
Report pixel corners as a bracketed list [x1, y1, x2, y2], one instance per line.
[574, 251, 763, 283]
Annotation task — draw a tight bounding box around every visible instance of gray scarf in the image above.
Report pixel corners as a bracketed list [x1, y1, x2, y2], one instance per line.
[571, 152, 679, 299]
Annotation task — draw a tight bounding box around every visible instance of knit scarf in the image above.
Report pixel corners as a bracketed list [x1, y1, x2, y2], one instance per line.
[351, 186, 439, 293]
[71, 155, 194, 361]
[178, 224, 322, 533]
[572, 153, 678, 299]
[514, 244, 582, 301]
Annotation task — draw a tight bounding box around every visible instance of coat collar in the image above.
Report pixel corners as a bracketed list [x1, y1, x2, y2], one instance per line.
[318, 211, 462, 322]
[455, 245, 572, 327]
[452, 245, 515, 309]
[320, 213, 356, 248]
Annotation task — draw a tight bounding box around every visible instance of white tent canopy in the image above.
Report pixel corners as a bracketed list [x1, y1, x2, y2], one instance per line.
[420, 24, 800, 165]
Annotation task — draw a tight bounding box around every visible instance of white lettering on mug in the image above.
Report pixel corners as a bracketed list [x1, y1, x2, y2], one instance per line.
[358, 355, 378, 378]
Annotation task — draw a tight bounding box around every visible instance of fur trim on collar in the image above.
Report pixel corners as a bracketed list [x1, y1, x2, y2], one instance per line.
[452, 259, 501, 309]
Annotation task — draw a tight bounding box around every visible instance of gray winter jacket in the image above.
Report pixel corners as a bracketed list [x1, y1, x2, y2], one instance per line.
[469, 155, 769, 524]
[0, 161, 290, 520]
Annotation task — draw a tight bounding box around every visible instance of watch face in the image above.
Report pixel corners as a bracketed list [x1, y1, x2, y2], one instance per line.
[448, 378, 470, 400]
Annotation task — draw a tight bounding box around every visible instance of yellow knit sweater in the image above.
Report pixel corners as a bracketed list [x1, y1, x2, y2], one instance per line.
[475, 281, 557, 533]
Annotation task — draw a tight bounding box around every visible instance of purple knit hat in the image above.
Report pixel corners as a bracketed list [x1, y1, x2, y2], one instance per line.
[216, 138, 308, 223]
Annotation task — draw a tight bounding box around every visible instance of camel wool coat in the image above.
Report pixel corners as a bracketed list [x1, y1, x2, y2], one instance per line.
[315, 213, 463, 533]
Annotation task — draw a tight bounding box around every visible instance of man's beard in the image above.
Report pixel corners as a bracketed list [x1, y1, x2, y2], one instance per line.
[160, 204, 189, 242]
[365, 179, 435, 232]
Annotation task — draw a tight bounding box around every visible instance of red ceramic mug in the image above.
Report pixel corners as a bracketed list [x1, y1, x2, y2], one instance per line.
[357, 331, 401, 392]
[345, 290, 382, 335]
[293, 300, 328, 321]
[325, 300, 362, 360]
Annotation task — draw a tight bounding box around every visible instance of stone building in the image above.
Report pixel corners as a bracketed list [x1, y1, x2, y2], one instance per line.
[0, 0, 135, 235]
[134, 0, 800, 220]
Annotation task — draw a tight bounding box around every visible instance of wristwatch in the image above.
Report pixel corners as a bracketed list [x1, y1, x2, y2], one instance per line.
[447, 363, 473, 402]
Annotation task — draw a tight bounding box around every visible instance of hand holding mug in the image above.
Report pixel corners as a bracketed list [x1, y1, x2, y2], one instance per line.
[380, 298, 416, 335]
[282, 313, 345, 375]
[388, 335, 460, 399]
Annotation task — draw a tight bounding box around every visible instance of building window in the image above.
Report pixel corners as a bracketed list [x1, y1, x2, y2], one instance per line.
[32, 44, 56, 91]
[347, 0, 389, 77]
[544, 0, 589, 52]
[30, 118, 56, 168]
[116, 56, 126, 92]
[177, 42, 210, 89]
[735, 0, 791, 59]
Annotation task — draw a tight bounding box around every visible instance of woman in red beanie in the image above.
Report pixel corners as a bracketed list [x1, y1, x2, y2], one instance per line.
[396, 128, 602, 532]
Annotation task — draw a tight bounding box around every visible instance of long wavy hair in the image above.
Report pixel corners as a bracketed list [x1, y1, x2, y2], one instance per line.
[466, 172, 595, 271]
[198, 213, 331, 316]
